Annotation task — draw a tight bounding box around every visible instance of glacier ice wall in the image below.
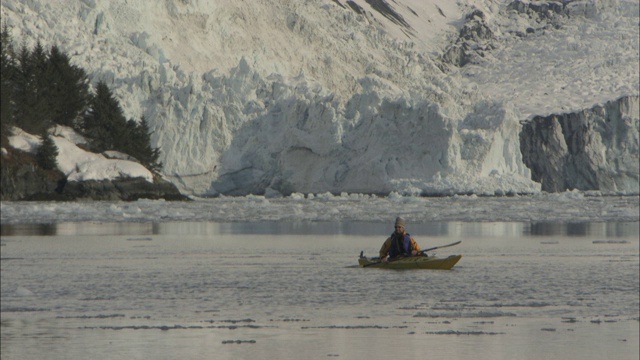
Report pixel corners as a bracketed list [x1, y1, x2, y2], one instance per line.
[205, 66, 537, 196]
[1, 0, 637, 196]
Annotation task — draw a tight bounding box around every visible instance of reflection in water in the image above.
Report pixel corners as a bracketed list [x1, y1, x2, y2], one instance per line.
[1, 223, 58, 236]
[1, 221, 638, 238]
[528, 222, 587, 236]
[527, 222, 639, 237]
[0, 222, 155, 236]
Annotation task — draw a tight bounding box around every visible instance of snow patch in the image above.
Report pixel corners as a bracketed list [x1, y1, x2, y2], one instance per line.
[8, 127, 154, 183]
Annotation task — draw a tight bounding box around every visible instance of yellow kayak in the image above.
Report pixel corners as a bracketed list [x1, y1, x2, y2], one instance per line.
[357, 254, 462, 269]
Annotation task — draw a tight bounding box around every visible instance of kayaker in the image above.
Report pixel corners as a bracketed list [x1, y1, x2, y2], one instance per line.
[379, 217, 421, 263]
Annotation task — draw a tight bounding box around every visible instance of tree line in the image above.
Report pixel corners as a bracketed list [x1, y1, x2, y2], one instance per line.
[1, 25, 162, 172]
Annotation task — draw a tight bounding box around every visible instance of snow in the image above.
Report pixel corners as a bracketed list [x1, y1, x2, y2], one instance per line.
[1, 0, 638, 196]
[5, 128, 41, 153]
[7, 126, 154, 183]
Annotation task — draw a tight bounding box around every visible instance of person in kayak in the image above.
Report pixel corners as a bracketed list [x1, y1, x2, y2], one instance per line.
[379, 217, 421, 263]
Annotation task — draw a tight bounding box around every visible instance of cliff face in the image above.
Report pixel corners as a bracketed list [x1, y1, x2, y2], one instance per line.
[520, 96, 639, 193]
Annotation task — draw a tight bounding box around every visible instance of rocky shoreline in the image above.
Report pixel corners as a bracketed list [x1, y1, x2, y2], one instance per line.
[1, 149, 188, 201]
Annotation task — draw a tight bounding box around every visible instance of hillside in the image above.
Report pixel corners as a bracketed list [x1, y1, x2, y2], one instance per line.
[1, 0, 638, 196]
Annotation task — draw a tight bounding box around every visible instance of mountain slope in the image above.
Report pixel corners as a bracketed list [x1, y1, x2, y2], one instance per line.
[2, 0, 638, 196]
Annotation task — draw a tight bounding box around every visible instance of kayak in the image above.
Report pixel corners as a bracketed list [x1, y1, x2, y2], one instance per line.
[357, 254, 462, 269]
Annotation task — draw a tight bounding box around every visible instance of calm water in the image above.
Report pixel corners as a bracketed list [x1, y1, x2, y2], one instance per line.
[1, 221, 638, 360]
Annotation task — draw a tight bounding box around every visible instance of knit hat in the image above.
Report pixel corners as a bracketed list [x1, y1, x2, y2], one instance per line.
[395, 217, 405, 227]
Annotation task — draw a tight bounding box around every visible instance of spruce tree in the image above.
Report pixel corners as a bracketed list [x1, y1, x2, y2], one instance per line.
[119, 116, 162, 172]
[132, 116, 162, 171]
[0, 24, 16, 146]
[46, 45, 89, 130]
[0, 77, 13, 145]
[82, 81, 128, 152]
[14, 40, 51, 134]
[0, 77, 13, 146]
[3, 33, 163, 175]
[13, 42, 33, 130]
[35, 135, 59, 170]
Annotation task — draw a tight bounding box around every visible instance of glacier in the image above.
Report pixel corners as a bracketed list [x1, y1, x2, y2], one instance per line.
[1, 0, 638, 196]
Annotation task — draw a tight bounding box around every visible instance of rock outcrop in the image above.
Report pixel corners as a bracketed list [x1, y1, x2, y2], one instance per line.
[60, 176, 187, 201]
[1, 148, 188, 201]
[441, 9, 495, 68]
[519, 95, 639, 193]
[0, 151, 66, 200]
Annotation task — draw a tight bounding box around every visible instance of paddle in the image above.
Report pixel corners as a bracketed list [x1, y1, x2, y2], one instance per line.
[417, 240, 462, 255]
[362, 240, 462, 267]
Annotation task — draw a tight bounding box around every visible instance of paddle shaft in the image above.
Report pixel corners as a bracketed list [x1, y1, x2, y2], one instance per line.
[418, 240, 462, 254]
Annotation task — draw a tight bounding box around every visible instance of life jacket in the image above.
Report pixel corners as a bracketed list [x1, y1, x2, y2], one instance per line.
[388, 232, 413, 259]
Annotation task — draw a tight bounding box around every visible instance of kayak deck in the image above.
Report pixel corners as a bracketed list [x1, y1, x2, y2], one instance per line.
[358, 254, 462, 269]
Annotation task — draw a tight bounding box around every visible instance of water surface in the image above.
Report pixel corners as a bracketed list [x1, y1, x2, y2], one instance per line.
[1, 221, 638, 360]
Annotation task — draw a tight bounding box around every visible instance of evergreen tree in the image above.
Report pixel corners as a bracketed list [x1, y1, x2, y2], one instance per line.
[127, 116, 162, 171]
[46, 45, 89, 130]
[82, 81, 128, 152]
[35, 134, 59, 170]
[0, 76, 13, 146]
[12, 42, 31, 131]
[14, 40, 51, 134]
[120, 118, 139, 158]
[3, 33, 163, 175]
[0, 24, 16, 146]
